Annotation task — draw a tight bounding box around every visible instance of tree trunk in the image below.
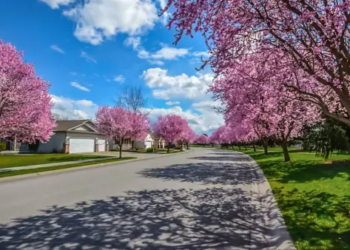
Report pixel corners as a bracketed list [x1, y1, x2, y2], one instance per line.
[253, 144, 256, 152]
[186, 143, 189, 150]
[13, 136, 17, 151]
[263, 139, 268, 155]
[119, 144, 122, 158]
[281, 140, 290, 162]
[131, 140, 135, 150]
[167, 145, 170, 153]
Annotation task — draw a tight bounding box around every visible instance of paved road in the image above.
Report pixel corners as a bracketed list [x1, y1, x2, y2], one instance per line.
[0, 148, 294, 249]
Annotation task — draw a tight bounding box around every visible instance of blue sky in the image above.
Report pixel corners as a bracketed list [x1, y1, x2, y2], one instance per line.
[0, 0, 223, 134]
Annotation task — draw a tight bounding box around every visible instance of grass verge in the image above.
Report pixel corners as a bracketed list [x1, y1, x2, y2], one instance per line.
[238, 148, 350, 250]
[0, 154, 111, 168]
[0, 157, 137, 179]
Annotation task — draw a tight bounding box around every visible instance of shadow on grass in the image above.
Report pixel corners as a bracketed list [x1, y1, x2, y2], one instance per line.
[0, 188, 292, 249]
[258, 160, 350, 184]
[273, 187, 350, 249]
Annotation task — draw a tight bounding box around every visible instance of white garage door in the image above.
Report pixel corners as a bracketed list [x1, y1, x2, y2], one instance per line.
[70, 138, 94, 154]
[145, 141, 152, 149]
[98, 139, 106, 152]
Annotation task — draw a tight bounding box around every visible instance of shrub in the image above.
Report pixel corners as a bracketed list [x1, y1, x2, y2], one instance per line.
[146, 147, 154, 153]
[0, 142, 6, 151]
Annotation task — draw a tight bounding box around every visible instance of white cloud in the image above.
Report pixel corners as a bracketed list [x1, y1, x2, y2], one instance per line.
[75, 100, 95, 107]
[158, 0, 169, 25]
[139, 47, 189, 60]
[125, 37, 189, 65]
[124, 36, 141, 50]
[193, 51, 210, 57]
[144, 101, 223, 134]
[50, 45, 65, 54]
[62, 0, 158, 45]
[148, 60, 164, 65]
[51, 95, 98, 119]
[166, 101, 180, 106]
[70, 82, 90, 92]
[114, 75, 125, 83]
[70, 72, 78, 76]
[80, 51, 96, 63]
[40, 0, 74, 9]
[142, 68, 213, 100]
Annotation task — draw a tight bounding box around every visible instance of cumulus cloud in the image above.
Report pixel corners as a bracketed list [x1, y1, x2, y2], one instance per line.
[142, 68, 213, 100]
[70, 82, 90, 92]
[125, 37, 189, 65]
[192, 51, 210, 57]
[114, 75, 125, 83]
[50, 45, 65, 54]
[51, 95, 98, 120]
[144, 101, 223, 134]
[61, 0, 158, 45]
[80, 51, 96, 63]
[39, 0, 74, 9]
[166, 101, 180, 106]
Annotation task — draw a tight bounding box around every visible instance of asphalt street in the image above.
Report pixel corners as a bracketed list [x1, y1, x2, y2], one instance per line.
[0, 148, 294, 249]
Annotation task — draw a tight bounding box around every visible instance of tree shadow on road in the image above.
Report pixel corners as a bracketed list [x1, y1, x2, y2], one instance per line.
[190, 156, 253, 162]
[0, 187, 291, 250]
[140, 161, 266, 185]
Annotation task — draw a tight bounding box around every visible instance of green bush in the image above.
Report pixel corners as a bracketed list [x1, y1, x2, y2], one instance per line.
[0, 142, 6, 151]
[146, 147, 154, 153]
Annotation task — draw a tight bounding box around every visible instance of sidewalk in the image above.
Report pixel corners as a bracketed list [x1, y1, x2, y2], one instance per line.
[0, 151, 186, 173]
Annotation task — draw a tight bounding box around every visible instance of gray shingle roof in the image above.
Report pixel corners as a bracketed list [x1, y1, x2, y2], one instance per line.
[54, 120, 91, 132]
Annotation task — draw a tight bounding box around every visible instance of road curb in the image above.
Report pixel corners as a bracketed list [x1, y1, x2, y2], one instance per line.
[236, 151, 296, 250]
[0, 150, 190, 183]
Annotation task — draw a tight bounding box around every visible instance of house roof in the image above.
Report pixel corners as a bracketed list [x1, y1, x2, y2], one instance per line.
[54, 120, 96, 132]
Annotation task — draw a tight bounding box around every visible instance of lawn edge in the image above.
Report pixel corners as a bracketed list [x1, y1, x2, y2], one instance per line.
[0, 149, 191, 183]
[237, 150, 296, 250]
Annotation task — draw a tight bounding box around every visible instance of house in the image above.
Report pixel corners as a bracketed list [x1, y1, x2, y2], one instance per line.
[38, 120, 107, 154]
[134, 132, 154, 149]
[109, 132, 166, 150]
[153, 134, 166, 149]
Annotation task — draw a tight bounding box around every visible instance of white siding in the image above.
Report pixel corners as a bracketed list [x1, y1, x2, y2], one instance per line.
[38, 133, 66, 153]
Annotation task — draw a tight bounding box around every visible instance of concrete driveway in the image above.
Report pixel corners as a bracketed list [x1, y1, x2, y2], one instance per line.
[0, 148, 294, 249]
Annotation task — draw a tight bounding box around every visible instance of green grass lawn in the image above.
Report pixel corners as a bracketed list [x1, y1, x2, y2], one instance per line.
[238, 148, 350, 249]
[0, 154, 111, 168]
[0, 157, 137, 178]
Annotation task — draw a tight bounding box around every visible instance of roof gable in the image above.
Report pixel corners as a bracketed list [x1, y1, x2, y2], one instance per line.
[55, 120, 98, 133]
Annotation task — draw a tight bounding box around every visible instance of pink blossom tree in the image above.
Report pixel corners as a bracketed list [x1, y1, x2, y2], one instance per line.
[153, 114, 189, 153]
[164, 0, 350, 126]
[194, 134, 209, 146]
[212, 52, 320, 161]
[177, 125, 196, 150]
[96, 106, 132, 158]
[0, 41, 55, 147]
[129, 112, 150, 150]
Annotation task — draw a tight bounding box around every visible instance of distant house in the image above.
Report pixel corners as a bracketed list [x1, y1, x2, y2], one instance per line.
[134, 132, 154, 149]
[38, 120, 107, 154]
[109, 132, 166, 150]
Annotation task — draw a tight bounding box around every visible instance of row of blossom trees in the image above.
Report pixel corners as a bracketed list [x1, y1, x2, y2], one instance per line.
[0, 41, 198, 156]
[163, 0, 350, 162]
[96, 108, 197, 157]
